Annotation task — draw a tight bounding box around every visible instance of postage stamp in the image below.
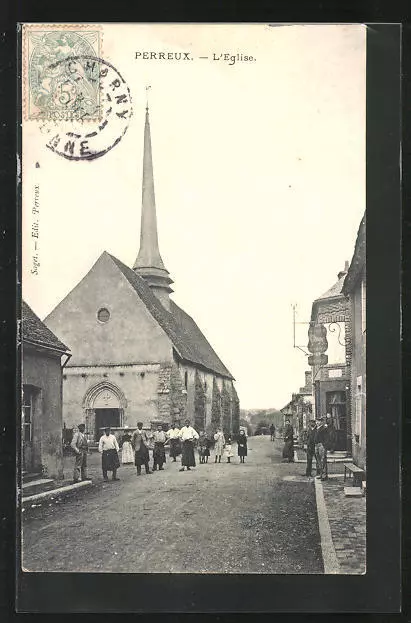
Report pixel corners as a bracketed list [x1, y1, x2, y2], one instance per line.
[22, 24, 102, 121]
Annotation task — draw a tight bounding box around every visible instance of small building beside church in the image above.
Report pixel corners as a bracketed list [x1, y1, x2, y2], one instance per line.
[22, 300, 71, 479]
[342, 214, 366, 469]
[45, 108, 239, 441]
[307, 263, 351, 451]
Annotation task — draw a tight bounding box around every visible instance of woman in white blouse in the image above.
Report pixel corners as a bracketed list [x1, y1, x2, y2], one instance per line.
[98, 427, 120, 482]
[178, 419, 199, 472]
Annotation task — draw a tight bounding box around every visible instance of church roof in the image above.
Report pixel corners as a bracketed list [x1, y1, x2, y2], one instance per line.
[22, 300, 69, 352]
[109, 254, 234, 379]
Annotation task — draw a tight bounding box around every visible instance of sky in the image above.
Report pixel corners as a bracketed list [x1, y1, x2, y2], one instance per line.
[22, 23, 366, 409]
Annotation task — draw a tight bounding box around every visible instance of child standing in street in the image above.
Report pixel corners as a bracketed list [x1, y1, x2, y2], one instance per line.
[224, 436, 234, 463]
[213, 428, 225, 463]
[237, 429, 248, 463]
[198, 431, 210, 464]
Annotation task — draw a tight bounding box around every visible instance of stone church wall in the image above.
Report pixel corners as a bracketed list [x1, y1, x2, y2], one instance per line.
[62, 363, 161, 435]
[177, 362, 234, 433]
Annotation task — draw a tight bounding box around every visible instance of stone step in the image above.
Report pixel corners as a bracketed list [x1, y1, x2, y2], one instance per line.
[344, 486, 364, 497]
[22, 480, 93, 505]
[21, 478, 53, 490]
[22, 472, 43, 483]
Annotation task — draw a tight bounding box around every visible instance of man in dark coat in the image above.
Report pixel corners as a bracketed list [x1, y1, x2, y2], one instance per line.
[269, 423, 275, 441]
[71, 423, 89, 483]
[132, 422, 152, 476]
[282, 420, 294, 462]
[314, 417, 329, 480]
[305, 420, 317, 477]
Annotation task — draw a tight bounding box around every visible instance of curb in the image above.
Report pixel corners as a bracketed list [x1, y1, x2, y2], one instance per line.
[22, 480, 93, 504]
[314, 477, 340, 574]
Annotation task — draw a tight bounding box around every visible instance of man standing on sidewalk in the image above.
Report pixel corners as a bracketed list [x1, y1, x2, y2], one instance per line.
[314, 417, 329, 481]
[305, 419, 317, 477]
[71, 423, 89, 483]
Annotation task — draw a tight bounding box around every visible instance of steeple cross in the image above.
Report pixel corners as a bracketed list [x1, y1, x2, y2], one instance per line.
[145, 85, 151, 111]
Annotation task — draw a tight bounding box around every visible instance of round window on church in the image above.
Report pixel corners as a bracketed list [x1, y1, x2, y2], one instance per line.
[97, 307, 110, 323]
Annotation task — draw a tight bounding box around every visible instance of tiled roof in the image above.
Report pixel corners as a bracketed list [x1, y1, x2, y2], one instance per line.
[315, 274, 346, 302]
[170, 301, 233, 379]
[22, 300, 69, 352]
[342, 213, 366, 295]
[109, 254, 234, 379]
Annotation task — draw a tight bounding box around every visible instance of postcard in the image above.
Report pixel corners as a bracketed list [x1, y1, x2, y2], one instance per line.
[20, 23, 367, 577]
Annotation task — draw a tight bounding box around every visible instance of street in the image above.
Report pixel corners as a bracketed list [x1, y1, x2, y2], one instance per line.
[22, 436, 324, 574]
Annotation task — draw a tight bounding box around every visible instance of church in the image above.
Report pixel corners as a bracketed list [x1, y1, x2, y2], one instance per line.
[45, 107, 239, 441]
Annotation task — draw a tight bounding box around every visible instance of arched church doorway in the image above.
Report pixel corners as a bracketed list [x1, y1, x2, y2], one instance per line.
[94, 407, 121, 439]
[82, 382, 127, 441]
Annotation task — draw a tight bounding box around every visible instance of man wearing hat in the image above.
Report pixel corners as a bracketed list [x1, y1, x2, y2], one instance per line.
[305, 419, 317, 477]
[71, 423, 89, 483]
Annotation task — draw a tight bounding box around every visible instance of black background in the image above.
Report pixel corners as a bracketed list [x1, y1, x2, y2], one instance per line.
[0, 3, 406, 618]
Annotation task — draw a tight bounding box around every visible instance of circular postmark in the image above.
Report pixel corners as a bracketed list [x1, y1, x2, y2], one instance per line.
[40, 56, 132, 161]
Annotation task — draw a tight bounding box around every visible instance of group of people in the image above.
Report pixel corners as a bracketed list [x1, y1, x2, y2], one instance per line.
[279, 416, 333, 480]
[70, 420, 249, 483]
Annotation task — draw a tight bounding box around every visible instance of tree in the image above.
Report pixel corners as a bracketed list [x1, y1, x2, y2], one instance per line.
[239, 417, 252, 436]
[211, 377, 221, 431]
[194, 370, 206, 431]
[255, 420, 269, 436]
[221, 384, 232, 437]
[232, 384, 240, 435]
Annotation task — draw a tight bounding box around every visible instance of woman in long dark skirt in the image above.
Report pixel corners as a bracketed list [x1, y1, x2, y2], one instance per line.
[179, 419, 199, 472]
[282, 420, 295, 462]
[237, 429, 248, 463]
[166, 423, 181, 461]
[98, 427, 120, 481]
[152, 424, 167, 471]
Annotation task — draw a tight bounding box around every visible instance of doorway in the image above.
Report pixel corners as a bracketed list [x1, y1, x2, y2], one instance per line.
[326, 391, 347, 451]
[95, 408, 121, 439]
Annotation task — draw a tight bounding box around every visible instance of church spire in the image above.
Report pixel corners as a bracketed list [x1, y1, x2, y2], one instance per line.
[133, 104, 173, 308]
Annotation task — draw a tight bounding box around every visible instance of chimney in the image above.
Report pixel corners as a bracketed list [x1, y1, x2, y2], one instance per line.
[305, 371, 312, 388]
[337, 260, 349, 280]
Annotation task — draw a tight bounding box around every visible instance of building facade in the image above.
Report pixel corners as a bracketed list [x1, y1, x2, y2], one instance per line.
[45, 108, 239, 441]
[280, 371, 313, 440]
[342, 214, 366, 469]
[22, 301, 71, 479]
[307, 264, 351, 451]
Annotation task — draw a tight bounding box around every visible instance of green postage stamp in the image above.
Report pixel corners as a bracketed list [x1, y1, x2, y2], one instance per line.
[22, 24, 102, 121]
